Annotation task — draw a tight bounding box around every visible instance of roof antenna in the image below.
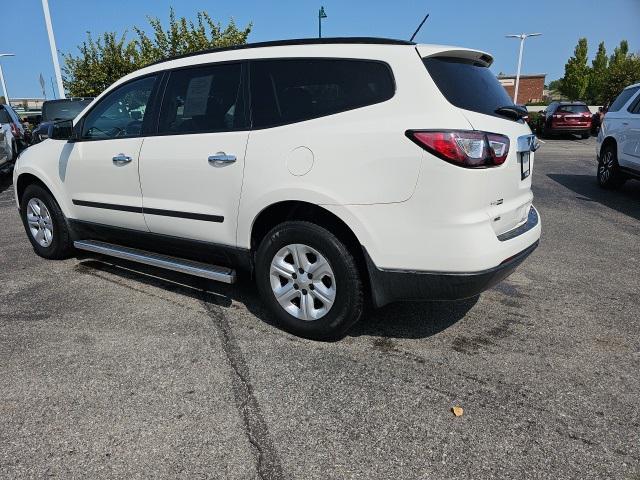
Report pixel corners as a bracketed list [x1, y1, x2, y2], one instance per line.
[409, 13, 429, 42]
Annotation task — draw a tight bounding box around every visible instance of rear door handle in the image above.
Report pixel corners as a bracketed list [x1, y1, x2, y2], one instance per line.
[208, 152, 236, 167]
[112, 154, 132, 165]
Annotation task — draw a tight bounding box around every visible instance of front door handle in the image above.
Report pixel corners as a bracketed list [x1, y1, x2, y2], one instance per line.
[112, 154, 132, 165]
[208, 152, 237, 167]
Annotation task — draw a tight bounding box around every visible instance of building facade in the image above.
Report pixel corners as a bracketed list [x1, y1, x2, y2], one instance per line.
[498, 74, 546, 104]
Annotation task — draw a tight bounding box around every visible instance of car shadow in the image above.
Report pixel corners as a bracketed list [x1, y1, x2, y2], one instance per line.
[0, 170, 13, 194]
[547, 173, 640, 222]
[74, 254, 476, 341]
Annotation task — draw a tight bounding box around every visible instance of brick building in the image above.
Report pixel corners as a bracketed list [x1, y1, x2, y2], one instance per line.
[498, 74, 546, 104]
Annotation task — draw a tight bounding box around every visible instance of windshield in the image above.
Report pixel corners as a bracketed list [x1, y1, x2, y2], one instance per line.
[42, 99, 92, 122]
[423, 56, 515, 119]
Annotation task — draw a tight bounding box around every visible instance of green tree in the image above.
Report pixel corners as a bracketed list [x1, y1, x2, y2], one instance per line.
[602, 40, 640, 104]
[560, 38, 590, 100]
[63, 8, 251, 97]
[547, 79, 563, 92]
[587, 41, 608, 104]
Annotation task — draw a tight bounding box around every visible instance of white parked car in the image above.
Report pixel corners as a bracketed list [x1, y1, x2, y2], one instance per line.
[597, 82, 640, 188]
[13, 38, 541, 339]
[0, 123, 13, 171]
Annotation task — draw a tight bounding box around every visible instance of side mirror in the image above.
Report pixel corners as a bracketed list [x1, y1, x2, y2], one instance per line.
[48, 120, 76, 141]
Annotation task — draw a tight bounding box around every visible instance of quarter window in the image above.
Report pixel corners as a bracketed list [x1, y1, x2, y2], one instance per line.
[250, 59, 395, 128]
[82, 76, 157, 139]
[157, 63, 244, 134]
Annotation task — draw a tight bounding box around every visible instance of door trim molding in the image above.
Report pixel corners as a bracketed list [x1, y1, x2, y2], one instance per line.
[72, 199, 224, 223]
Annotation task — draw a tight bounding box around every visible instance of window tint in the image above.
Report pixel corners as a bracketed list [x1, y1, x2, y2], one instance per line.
[82, 76, 157, 140]
[556, 104, 589, 114]
[609, 86, 640, 112]
[423, 57, 515, 119]
[627, 94, 640, 114]
[158, 63, 244, 135]
[250, 59, 395, 128]
[42, 99, 92, 122]
[0, 107, 11, 124]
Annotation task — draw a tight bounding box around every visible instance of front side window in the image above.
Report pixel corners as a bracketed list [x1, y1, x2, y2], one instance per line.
[608, 86, 640, 112]
[82, 76, 157, 140]
[250, 59, 395, 128]
[157, 63, 244, 135]
[0, 108, 11, 124]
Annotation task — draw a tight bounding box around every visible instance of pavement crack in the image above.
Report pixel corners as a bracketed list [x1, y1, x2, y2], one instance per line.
[202, 293, 284, 480]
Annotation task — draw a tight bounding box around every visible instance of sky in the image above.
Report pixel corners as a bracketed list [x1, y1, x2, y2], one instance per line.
[1, 0, 639, 99]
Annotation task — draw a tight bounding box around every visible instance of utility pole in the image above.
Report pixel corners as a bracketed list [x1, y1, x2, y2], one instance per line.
[42, 0, 66, 99]
[505, 33, 541, 104]
[0, 53, 15, 105]
[318, 6, 327, 38]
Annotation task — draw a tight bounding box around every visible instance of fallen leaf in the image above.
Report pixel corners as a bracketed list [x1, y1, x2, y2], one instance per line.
[451, 406, 464, 417]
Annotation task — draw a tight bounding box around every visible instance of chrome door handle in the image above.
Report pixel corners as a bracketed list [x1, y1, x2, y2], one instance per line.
[112, 154, 132, 165]
[208, 152, 236, 167]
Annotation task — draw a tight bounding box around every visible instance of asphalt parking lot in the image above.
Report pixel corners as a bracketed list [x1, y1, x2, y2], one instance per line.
[1, 136, 639, 479]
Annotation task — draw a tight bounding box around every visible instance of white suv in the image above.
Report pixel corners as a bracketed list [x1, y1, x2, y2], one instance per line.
[597, 82, 640, 188]
[13, 38, 541, 340]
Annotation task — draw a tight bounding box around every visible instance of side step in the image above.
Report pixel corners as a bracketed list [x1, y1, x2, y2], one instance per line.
[74, 240, 236, 284]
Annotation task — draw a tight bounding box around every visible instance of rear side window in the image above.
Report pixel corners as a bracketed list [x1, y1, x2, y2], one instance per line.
[0, 108, 11, 123]
[250, 59, 395, 128]
[556, 104, 589, 114]
[609, 86, 640, 112]
[158, 63, 245, 134]
[423, 57, 515, 118]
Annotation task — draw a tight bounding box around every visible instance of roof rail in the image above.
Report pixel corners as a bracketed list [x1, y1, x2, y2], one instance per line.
[149, 37, 415, 66]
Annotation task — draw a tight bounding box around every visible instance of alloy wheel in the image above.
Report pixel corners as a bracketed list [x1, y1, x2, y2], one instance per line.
[598, 151, 614, 183]
[26, 198, 54, 247]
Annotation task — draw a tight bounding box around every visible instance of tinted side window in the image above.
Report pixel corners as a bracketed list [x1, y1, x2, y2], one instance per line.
[250, 59, 395, 128]
[0, 108, 11, 123]
[627, 93, 640, 114]
[609, 86, 640, 112]
[158, 63, 244, 135]
[424, 57, 515, 119]
[82, 76, 157, 140]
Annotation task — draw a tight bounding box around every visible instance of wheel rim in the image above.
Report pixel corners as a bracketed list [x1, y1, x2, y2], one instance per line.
[269, 243, 336, 321]
[598, 151, 614, 183]
[26, 198, 54, 247]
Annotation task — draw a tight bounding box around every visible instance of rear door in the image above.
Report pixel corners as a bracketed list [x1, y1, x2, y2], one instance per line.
[624, 91, 640, 169]
[138, 62, 249, 246]
[605, 86, 640, 168]
[421, 51, 536, 237]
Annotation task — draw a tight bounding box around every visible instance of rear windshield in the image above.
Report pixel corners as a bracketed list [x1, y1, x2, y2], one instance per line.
[423, 56, 515, 119]
[42, 99, 92, 122]
[608, 86, 640, 112]
[556, 104, 589, 114]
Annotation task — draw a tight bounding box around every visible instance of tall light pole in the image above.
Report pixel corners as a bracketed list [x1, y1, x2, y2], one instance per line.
[505, 33, 541, 104]
[318, 6, 327, 38]
[42, 0, 65, 99]
[0, 53, 15, 106]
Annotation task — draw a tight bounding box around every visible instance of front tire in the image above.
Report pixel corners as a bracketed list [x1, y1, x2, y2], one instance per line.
[255, 221, 364, 341]
[20, 184, 74, 259]
[597, 144, 626, 189]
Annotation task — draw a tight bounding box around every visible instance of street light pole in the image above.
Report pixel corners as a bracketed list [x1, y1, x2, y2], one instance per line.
[505, 33, 541, 104]
[42, 0, 66, 99]
[0, 53, 15, 106]
[318, 6, 327, 38]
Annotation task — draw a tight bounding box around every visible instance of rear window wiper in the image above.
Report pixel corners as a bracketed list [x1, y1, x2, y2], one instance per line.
[495, 105, 528, 121]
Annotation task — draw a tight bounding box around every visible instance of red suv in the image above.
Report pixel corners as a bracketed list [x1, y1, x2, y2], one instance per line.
[537, 101, 592, 139]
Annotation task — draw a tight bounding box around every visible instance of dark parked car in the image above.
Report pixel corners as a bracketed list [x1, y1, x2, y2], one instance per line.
[0, 103, 28, 152]
[31, 98, 93, 144]
[536, 101, 592, 139]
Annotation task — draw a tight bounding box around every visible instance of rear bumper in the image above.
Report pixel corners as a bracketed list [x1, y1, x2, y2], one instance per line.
[548, 126, 590, 135]
[366, 240, 538, 307]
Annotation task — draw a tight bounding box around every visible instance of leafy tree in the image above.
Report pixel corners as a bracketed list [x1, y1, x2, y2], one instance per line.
[602, 40, 640, 104]
[560, 38, 590, 100]
[547, 79, 563, 92]
[0, 96, 5, 105]
[587, 42, 608, 104]
[63, 8, 251, 97]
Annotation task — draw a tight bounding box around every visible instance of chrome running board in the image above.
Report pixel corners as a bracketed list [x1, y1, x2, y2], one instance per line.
[74, 240, 236, 284]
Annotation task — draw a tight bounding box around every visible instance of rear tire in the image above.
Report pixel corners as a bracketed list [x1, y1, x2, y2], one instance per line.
[20, 184, 74, 259]
[255, 221, 364, 341]
[597, 144, 626, 190]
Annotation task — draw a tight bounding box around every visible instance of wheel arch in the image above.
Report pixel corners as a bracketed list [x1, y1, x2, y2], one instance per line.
[15, 172, 70, 217]
[249, 200, 368, 282]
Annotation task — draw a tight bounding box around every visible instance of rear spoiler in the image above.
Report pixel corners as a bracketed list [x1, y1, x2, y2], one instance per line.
[416, 46, 494, 67]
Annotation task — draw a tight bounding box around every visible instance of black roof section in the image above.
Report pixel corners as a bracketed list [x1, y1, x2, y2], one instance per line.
[149, 37, 415, 66]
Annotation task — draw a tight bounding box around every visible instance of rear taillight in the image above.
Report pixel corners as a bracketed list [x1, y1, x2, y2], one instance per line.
[10, 122, 21, 138]
[406, 130, 509, 168]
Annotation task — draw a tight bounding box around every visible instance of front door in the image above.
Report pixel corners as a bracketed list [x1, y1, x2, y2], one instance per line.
[138, 62, 249, 246]
[65, 75, 160, 231]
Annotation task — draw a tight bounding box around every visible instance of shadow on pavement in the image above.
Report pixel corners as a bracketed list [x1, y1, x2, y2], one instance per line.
[0, 171, 13, 195]
[75, 255, 475, 341]
[548, 173, 640, 222]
